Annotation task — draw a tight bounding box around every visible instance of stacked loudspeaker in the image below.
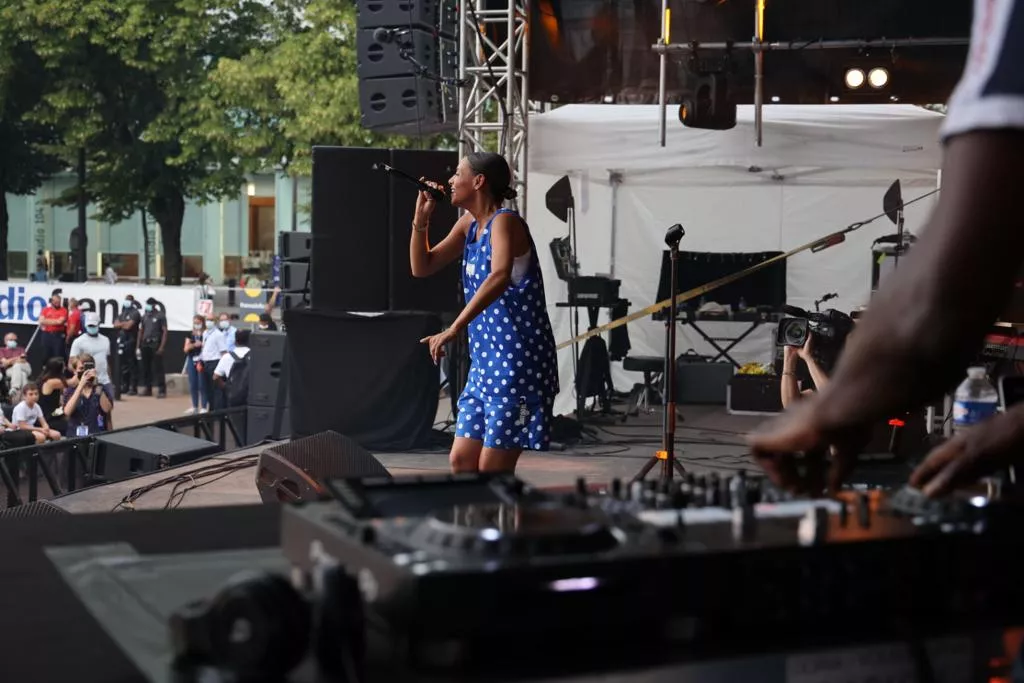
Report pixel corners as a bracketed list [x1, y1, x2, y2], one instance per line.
[309, 146, 461, 314]
[246, 330, 291, 445]
[356, 0, 459, 134]
[278, 232, 312, 313]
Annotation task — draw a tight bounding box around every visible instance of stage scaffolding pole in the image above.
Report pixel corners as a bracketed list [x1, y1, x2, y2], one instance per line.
[754, 0, 765, 147]
[658, 0, 669, 148]
[457, 0, 531, 218]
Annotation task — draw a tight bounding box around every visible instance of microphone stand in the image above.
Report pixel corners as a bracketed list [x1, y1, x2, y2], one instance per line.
[894, 206, 905, 271]
[632, 224, 688, 484]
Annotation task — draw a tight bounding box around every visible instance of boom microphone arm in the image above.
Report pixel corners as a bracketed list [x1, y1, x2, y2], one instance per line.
[371, 163, 448, 202]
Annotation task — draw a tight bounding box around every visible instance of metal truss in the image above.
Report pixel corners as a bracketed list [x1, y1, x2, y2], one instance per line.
[652, 0, 969, 147]
[457, 0, 531, 218]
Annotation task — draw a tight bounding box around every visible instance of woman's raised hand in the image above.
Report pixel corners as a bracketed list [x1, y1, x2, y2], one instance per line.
[414, 177, 443, 227]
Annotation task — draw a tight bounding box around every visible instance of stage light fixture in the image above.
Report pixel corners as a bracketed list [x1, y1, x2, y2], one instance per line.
[844, 68, 865, 89]
[771, 95, 780, 103]
[868, 67, 889, 88]
[679, 72, 736, 131]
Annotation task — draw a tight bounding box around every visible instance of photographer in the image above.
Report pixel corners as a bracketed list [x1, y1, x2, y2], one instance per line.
[780, 335, 831, 408]
[62, 353, 112, 437]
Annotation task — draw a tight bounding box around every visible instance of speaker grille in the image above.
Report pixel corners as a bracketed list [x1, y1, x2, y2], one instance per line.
[266, 431, 390, 480]
[0, 500, 70, 519]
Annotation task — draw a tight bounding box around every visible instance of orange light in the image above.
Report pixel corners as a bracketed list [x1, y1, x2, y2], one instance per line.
[888, 418, 905, 427]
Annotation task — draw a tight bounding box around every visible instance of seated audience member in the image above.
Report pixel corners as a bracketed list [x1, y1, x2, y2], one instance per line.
[12, 383, 62, 443]
[62, 353, 113, 436]
[214, 329, 251, 407]
[0, 332, 32, 400]
[37, 357, 69, 435]
[0, 412, 36, 449]
[257, 312, 277, 332]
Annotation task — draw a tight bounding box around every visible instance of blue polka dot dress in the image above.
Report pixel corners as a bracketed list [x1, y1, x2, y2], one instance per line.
[455, 208, 560, 451]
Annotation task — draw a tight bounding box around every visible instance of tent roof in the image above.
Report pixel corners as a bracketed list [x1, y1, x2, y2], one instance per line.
[529, 104, 944, 175]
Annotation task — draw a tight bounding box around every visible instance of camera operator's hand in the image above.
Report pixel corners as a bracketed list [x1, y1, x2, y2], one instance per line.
[783, 345, 800, 367]
[910, 403, 1024, 497]
[797, 334, 815, 361]
[82, 369, 97, 385]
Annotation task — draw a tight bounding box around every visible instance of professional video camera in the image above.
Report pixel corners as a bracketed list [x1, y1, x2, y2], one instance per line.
[776, 303, 855, 372]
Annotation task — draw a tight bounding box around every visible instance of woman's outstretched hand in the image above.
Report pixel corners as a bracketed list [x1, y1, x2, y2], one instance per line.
[421, 327, 456, 365]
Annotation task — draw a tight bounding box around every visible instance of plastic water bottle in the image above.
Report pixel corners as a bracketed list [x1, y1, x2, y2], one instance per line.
[952, 367, 999, 434]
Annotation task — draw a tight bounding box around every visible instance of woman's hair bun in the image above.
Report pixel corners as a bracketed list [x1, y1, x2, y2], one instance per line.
[503, 187, 518, 200]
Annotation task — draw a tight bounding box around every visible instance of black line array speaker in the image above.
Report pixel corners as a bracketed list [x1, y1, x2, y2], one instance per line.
[278, 231, 311, 311]
[355, 0, 458, 134]
[254, 431, 391, 504]
[310, 146, 460, 314]
[247, 330, 291, 445]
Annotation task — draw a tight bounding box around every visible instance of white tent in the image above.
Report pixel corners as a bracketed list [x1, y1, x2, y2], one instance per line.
[523, 104, 945, 417]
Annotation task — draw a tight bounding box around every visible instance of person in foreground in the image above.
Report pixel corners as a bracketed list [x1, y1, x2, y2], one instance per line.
[748, 0, 1024, 497]
[411, 152, 559, 474]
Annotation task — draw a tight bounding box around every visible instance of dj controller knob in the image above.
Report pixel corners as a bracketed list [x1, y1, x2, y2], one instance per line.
[575, 477, 588, 498]
[838, 500, 849, 526]
[360, 525, 376, 545]
[706, 473, 721, 506]
[671, 483, 689, 509]
[610, 478, 623, 499]
[630, 481, 644, 503]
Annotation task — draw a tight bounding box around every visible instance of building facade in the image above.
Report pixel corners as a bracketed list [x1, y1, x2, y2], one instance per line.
[3, 171, 311, 285]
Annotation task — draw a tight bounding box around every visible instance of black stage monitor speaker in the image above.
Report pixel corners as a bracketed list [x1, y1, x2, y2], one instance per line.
[281, 262, 309, 292]
[388, 148, 460, 312]
[255, 431, 391, 504]
[0, 499, 70, 519]
[93, 427, 222, 483]
[248, 331, 288, 407]
[311, 146, 391, 312]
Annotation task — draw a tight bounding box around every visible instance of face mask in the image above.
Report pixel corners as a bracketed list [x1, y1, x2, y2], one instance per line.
[144, 304, 153, 312]
[258, 325, 268, 331]
[205, 320, 214, 329]
[5, 340, 16, 349]
[86, 325, 99, 336]
[193, 324, 203, 332]
[218, 320, 230, 330]
[123, 300, 132, 309]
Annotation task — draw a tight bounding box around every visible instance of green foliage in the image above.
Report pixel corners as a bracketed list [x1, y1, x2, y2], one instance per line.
[2, 0, 281, 284]
[196, 0, 454, 178]
[0, 33, 65, 279]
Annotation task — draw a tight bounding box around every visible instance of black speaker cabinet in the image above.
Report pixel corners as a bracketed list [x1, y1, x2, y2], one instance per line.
[388, 148, 459, 312]
[255, 431, 391, 504]
[311, 146, 391, 312]
[310, 146, 460, 314]
[0, 499, 70, 519]
[281, 262, 309, 292]
[248, 331, 288, 407]
[356, 0, 441, 29]
[279, 232, 311, 262]
[247, 405, 291, 445]
[93, 427, 221, 483]
[357, 76, 456, 134]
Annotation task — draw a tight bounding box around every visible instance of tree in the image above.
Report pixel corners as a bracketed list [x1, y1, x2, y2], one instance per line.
[192, 0, 453, 179]
[0, 36, 65, 280]
[3, 0, 282, 285]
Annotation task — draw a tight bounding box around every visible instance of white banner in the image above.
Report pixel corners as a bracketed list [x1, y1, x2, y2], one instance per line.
[0, 282, 196, 332]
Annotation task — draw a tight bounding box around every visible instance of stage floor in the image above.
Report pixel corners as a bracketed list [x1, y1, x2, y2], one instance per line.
[49, 405, 766, 514]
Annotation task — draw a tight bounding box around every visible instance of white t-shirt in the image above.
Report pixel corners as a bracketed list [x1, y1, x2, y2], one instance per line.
[941, 0, 1024, 141]
[214, 346, 250, 378]
[69, 333, 112, 385]
[13, 401, 45, 427]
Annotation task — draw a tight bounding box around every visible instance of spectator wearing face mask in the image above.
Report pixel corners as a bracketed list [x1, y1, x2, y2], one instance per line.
[0, 332, 31, 400]
[199, 314, 228, 409]
[183, 314, 208, 415]
[217, 312, 237, 352]
[114, 295, 141, 395]
[69, 312, 116, 405]
[137, 298, 167, 398]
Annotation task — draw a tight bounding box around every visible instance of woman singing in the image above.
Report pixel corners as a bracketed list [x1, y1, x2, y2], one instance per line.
[412, 153, 559, 474]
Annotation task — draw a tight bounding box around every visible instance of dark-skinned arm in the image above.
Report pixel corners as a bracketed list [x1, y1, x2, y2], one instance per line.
[751, 131, 1024, 488]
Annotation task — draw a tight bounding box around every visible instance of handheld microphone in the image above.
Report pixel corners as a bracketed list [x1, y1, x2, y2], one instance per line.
[371, 163, 448, 202]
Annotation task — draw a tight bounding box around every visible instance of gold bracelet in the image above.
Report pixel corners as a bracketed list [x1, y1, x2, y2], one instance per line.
[412, 221, 427, 233]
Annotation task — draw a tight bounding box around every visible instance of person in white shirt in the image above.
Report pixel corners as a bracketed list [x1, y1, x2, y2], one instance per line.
[214, 329, 251, 407]
[12, 383, 61, 443]
[69, 312, 115, 405]
[199, 315, 229, 409]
